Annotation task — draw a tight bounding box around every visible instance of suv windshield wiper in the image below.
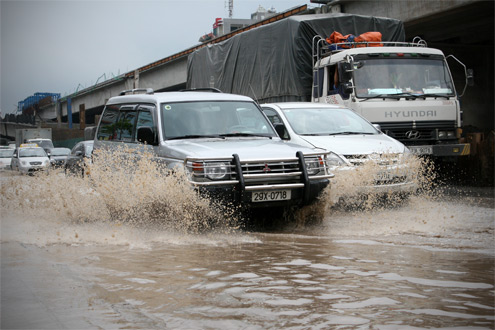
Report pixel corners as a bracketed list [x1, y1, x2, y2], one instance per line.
[219, 133, 272, 139]
[167, 134, 225, 140]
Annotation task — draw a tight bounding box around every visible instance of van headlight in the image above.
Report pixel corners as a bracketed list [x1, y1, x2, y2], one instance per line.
[204, 162, 230, 180]
[326, 152, 345, 168]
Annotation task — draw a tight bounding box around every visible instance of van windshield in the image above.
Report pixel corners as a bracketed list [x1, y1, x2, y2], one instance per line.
[283, 107, 378, 135]
[161, 101, 277, 139]
[352, 58, 455, 98]
[19, 148, 47, 157]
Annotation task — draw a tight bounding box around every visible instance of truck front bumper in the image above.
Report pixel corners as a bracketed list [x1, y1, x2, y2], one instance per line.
[408, 143, 470, 157]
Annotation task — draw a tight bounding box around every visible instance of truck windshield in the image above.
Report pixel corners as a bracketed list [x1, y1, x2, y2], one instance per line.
[161, 101, 277, 139]
[352, 58, 455, 98]
[28, 139, 54, 150]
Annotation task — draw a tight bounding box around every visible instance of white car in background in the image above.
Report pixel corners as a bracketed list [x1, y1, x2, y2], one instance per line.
[0, 147, 15, 170]
[261, 102, 418, 197]
[10, 146, 50, 175]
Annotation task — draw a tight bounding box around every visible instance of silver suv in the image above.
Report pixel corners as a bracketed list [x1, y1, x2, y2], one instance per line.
[93, 89, 333, 209]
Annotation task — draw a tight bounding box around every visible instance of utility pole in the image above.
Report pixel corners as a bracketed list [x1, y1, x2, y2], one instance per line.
[228, 0, 233, 18]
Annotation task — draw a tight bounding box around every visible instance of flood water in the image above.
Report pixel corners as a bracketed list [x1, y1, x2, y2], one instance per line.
[1, 159, 494, 329]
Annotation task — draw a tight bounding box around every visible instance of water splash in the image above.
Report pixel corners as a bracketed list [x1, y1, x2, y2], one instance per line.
[1, 148, 442, 239]
[1, 146, 242, 237]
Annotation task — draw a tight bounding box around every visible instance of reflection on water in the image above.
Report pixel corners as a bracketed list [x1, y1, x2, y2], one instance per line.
[19, 232, 491, 329]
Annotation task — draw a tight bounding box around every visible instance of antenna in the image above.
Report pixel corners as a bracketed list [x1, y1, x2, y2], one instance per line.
[249, 84, 259, 104]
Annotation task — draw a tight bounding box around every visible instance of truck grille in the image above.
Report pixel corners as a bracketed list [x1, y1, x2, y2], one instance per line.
[30, 161, 42, 165]
[377, 120, 456, 145]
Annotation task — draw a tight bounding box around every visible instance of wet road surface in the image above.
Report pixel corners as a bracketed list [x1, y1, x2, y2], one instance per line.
[1, 171, 494, 329]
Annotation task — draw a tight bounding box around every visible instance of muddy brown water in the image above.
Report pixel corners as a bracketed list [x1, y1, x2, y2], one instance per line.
[1, 160, 494, 329]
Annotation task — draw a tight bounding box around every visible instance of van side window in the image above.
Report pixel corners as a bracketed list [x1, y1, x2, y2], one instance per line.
[262, 108, 283, 125]
[262, 108, 289, 140]
[97, 105, 119, 140]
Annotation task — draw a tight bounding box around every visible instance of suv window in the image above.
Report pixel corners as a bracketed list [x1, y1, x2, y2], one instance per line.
[97, 105, 119, 140]
[97, 104, 155, 142]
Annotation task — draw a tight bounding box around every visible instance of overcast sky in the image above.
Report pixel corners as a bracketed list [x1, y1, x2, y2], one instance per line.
[0, 0, 313, 115]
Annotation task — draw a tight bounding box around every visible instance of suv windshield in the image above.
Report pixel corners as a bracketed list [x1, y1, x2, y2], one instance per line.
[353, 58, 455, 98]
[283, 107, 378, 135]
[161, 101, 276, 139]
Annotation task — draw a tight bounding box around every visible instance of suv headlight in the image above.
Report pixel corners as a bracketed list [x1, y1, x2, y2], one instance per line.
[305, 157, 322, 175]
[204, 162, 230, 180]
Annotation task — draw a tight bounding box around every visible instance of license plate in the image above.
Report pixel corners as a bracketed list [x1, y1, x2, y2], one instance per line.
[252, 190, 291, 202]
[375, 171, 394, 181]
[409, 146, 433, 155]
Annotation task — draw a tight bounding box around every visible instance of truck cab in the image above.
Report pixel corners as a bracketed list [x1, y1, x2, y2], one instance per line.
[312, 37, 471, 158]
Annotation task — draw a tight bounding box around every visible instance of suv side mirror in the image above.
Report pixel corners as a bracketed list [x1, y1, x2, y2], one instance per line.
[137, 126, 156, 145]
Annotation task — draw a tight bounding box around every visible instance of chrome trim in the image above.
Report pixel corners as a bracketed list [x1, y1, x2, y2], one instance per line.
[243, 172, 303, 179]
[189, 180, 239, 186]
[309, 173, 335, 180]
[245, 183, 305, 191]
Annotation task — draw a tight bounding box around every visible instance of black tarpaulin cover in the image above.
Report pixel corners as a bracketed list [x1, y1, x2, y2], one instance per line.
[187, 13, 404, 103]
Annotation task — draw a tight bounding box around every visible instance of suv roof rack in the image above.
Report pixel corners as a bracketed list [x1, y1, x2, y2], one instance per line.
[180, 87, 223, 93]
[119, 88, 154, 96]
